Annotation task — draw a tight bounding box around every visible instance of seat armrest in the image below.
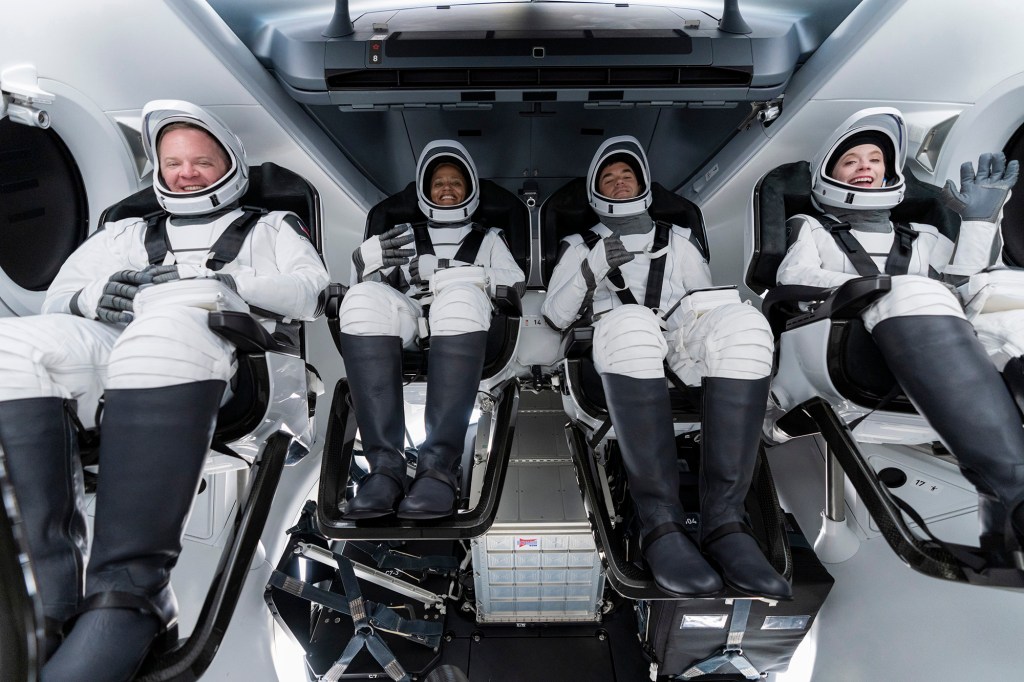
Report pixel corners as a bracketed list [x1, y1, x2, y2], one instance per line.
[560, 326, 593, 360]
[493, 285, 522, 317]
[208, 311, 300, 356]
[324, 282, 348, 320]
[780, 276, 892, 332]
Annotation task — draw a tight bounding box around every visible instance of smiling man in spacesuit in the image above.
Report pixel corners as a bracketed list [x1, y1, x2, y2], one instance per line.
[777, 107, 1024, 563]
[542, 136, 791, 600]
[336, 140, 524, 521]
[0, 100, 329, 681]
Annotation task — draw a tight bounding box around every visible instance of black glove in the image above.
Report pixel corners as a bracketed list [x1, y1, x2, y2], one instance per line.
[942, 152, 1020, 222]
[410, 254, 447, 286]
[585, 235, 635, 282]
[96, 270, 155, 325]
[354, 225, 416, 280]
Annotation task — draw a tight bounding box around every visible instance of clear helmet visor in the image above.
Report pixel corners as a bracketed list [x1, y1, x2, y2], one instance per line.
[142, 100, 249, 216]
[811, 107, 908, 211]
[415, 140, 480, 223]
[587, 136, 653, 218]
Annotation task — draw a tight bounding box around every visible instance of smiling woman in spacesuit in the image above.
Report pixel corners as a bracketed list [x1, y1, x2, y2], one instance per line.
[336, 140, 525, 521]
[0, 100, 329, 681]
[777, 107, 1024, 564]
[542, 136, 791, 600]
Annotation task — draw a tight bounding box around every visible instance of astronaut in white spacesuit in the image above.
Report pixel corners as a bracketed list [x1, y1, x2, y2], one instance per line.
[0, 100, 329, 681]
[542, 136, 791, 599]
[777, 107, 1024, 562]
[337, 140, 524, 521]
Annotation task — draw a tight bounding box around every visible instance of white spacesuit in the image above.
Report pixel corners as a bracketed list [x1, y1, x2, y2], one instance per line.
[0, 100, 328, 681]
[542, 136, 790, 599]
[337, 140, 524, 521]
[777, 107, 1024, 562]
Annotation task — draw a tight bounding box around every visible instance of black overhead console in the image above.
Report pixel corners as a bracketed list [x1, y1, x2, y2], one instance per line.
[261, 2, 809, 109]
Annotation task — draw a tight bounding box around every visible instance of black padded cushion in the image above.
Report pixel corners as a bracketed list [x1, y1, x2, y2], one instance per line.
[99, 162, 320, 249]
[540, 178, 708, 286]
[1001, 126, 1024, 267]
[747, 160, 960, 293]
[365, 179, 529, 276]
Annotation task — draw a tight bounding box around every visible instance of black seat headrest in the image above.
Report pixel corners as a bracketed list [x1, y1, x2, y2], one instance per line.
[540, 178, 708, 286]
[99, 163, 321, 252]
[747, 160, 960, 294]
[365, 179, 530, 277]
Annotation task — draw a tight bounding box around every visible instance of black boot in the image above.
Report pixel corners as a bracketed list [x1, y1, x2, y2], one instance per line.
[1001, 356, 1024, 418]
[601, 373, 722, 597]
[700, 376, 792, 600]
[340, 334, 408, 519]
[977, 488, 1011, 566]
[43, 381, 225, 682]
[398, 331, 487, 520]
[0, 398, 88, 660]
[873, 316, 1024, 553]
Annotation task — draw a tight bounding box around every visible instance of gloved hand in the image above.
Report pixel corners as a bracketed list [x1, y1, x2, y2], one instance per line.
[410, 254, 443, 286]
[942, 152, 1020, 222]
[355, 225, 415, 279]
[585, 235, 635, 282]
[96, 269, 156, 325]
[143, 264, 238, 292]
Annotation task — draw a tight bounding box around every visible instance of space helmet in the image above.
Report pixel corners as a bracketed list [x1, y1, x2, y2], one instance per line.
[142, 99, 248, 216]
[416, 139, 480, 223]
[811, 107, 907, 211]
[587, 135, 653, 218]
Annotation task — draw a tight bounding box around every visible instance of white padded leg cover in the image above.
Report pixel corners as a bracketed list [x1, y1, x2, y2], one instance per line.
[667, 303, 774, 385]
[337, 281, 421, 346]
[429, 282, 492, 337]
[863, 275, 965, 332]
[106, 306, 235, 390]
[971, 309, 1024, 371]
[0, 315, 120, 425]
[592, 305, 667, 379]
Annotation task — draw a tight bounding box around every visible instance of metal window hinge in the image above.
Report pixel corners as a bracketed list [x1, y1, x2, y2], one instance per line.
[1, 64, 55, 128]
[737, 96, 784, 132]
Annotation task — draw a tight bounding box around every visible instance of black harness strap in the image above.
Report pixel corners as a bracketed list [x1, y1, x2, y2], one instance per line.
[144, 208, 267, 270]
[644, 221, 672, 309]
[884, 223, 919, 276]
[825, 221, 881, 277]
[454, 224, 488, 264]
[581, 221, 673, 310]
[409, 221, 487, 265]
[823, 217, 919, 277]
[410, 222, 433, 256]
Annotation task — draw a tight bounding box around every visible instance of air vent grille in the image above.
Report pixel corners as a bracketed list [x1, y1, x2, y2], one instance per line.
[326, 66, 751, 90]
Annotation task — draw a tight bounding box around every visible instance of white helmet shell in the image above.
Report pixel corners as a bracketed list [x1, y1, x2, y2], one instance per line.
[416, 140, 480, 223]
[587, 136, 653, 218]
[142, 100, 249, 216]
[811, 107, 908, 211]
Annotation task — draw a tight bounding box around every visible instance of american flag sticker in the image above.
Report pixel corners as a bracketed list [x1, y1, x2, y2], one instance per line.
[517, 537, 538, 548]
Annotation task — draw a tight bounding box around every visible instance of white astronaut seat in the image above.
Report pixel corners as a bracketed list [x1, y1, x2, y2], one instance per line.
[748, 160, 1024, 588]
[89, 161, 327, 677]
[317, 178, 529, 540]
[540, 177, 793, 599]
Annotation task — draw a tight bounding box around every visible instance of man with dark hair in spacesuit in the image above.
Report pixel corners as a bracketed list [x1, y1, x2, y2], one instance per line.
[0, 100, 329, 680]
[337, 140, 525, 521]
[778, 107, 1024, 564]
[542, 136, 791, 599]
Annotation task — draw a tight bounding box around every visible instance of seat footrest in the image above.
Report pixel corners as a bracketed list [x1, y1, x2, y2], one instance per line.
[317, 379, 519, 540]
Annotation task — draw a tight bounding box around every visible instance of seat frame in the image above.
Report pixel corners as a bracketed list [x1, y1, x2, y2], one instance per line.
[81, 162, 326, 680]
[541, 177, 792, 598]
[750, 161, 1024, 589]
[318, 177, 529, 540]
